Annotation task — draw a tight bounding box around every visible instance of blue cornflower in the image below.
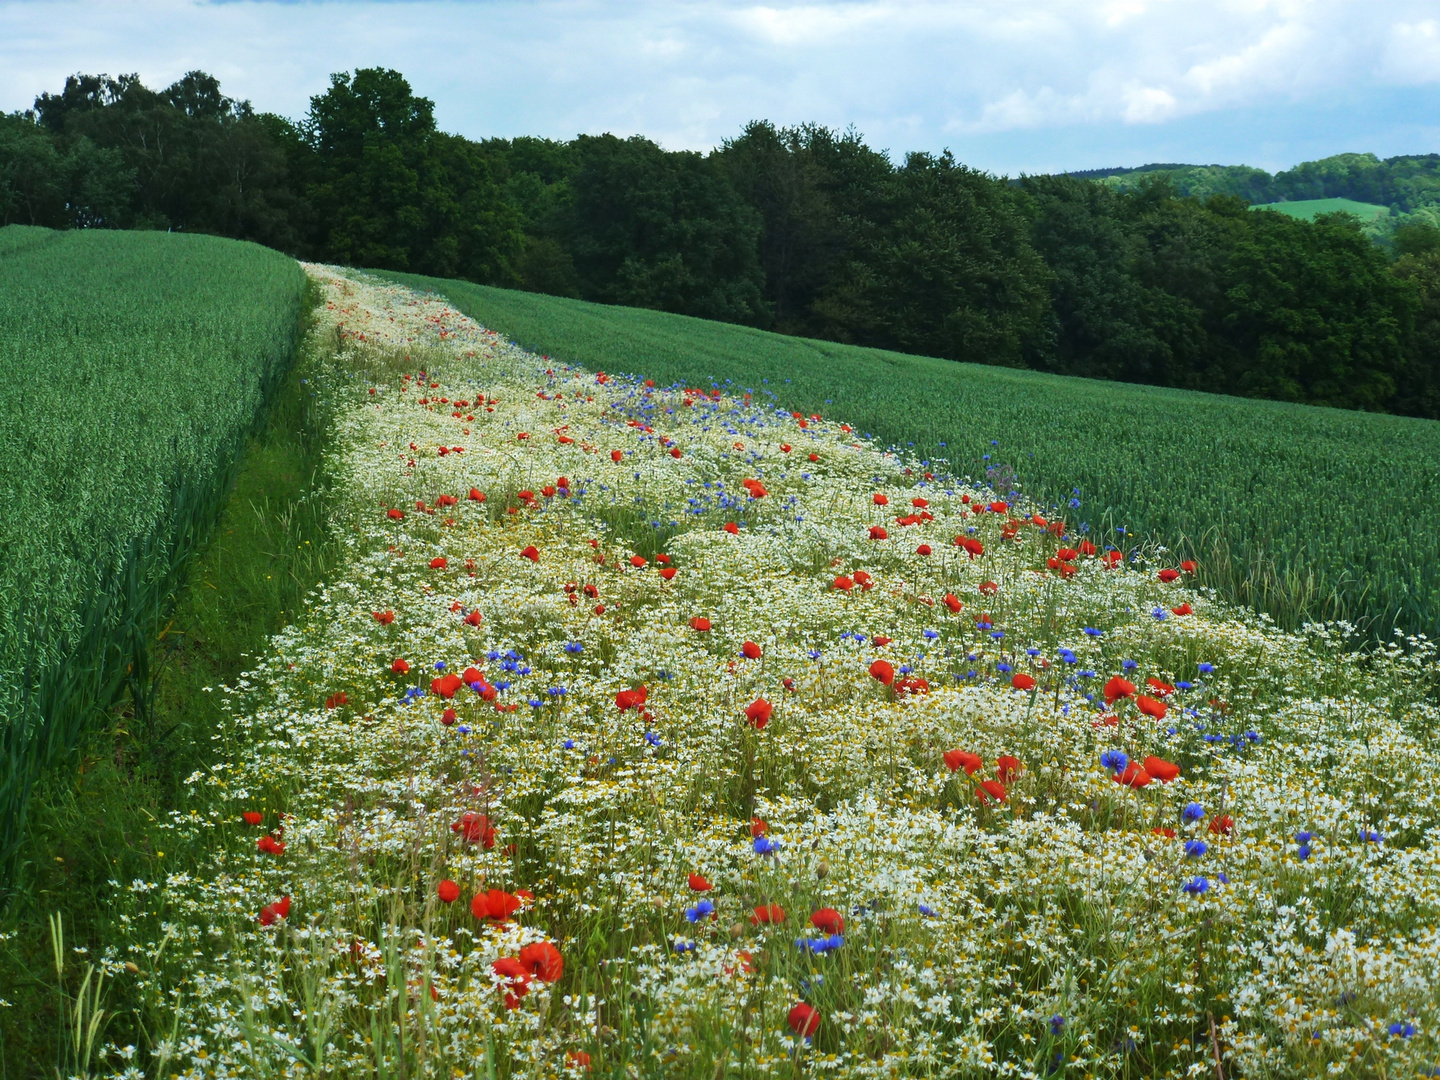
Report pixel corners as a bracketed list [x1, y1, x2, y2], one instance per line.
[528, 698, 543, 708]
[1049, 1015, 1065, 1036]
[1296, 831, 1314, 844]
[564, 641, 584, 654]
[685, 899, 715, 923]
[1388, 1022, 1416, 1038]
[1182, 877, 1210, 895]
[562, 739, 575, 749]
[1122, 659, 1139, 670]
[548, 686, 567, 696]
[1079, 669, 1096, 679]
[1217, 872, 1230, 884]
[991, 630, 1005, 640]
[673, 940, 696, 954]
[808, 649, 821, 660]
[1184, 840, 1208, 858]
[1099, 749, 1129, 773]
[1152, 609, 1167, 620]
[1183, 802, 1205, 822]
[644, 730, 661, 747]
[1297, 845, 1312, 861]
[1059, 649, 1077, 664]
[1197, 662, 1215, 674]
[923, 629, 940, 640]
[753, 835, 779, 855]
[1175, 680, 1193, 690]
[434, 660, 446, 671]
[1026, 648, 1041, 657]
[1362, 829, 1383, 842]
[996, 662, 1012, 673]
[918, 903, 938, 917]
[1083, 627, 1103, 637]
[1069, 497, 1081, 509]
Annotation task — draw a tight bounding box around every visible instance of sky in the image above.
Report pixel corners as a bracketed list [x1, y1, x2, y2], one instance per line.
[2, 0, 1439, 176]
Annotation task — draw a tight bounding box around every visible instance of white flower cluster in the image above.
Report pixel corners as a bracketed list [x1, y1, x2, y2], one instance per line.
[100, 266, 1440, 1079]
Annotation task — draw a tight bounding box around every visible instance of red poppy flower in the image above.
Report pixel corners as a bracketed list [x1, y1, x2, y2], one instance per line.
[868, 525, 888, 540]
[430, 557, 448, 570]
[611, 450, 623, 463]
[1112, 762, 1152, 789]
[387, 508, 405, 520]
[750, 818, 768, 836]
[1103, 550, 1124, 567]
[392, 658, 411, 675]
[853, 571, 873, 589]
[745, 698, 773, 729]
[1208, 815, 1235, 836]
[868, 659, 895, 686]
[871, 635, 892, 647]
[688, 873, 713, 892]
[519, 941, 564, 983]
[976, 779, 1007, 804]
[630, 555, 647, 568]
[437, 879, 461, 904]
[521, 545, 539, 562]
[615, 685, 648, 711]
[242, 811, 263, 826]
[1079, 539, 1097, 556]
[810, 907, 844, 934]
[1172, 603, 1193, 616]
[465, 609, 483, 626]
[808, 453, 819, 462]
[689, 617, 712, 632]
[1104, 677, 1136, 704]
[1158, 568, 1180, 583]
[750, 903, 786, 925]
[453, 812, 497, 849]
[996, 755, 1021, 782]
[1136, 695, 1168, 720]
[943, 749, 983, 774]
[258, 895, 291, 926]
[1011, 673, 1036, 691]
[462, 666, 483, 685]
[491, 957, 531, 1009]
[658, 568, 677, 581]
[1152, 827, 1177, 839]
[257, 835, 286, 855]
[979, 580, 998, 596]
[472, 888, 522, 922]
[916, 544, 932, 555]
[724, 522, 739, 535]
[742, 641, 762, 660]
[469, 488, 485, 501]
[780, 443, 792, 453]
[788, 1003, 820, 1037]
[373, 610, 395, 624]
[941, 593, 963, 614]
[872, 493, 889, 506]
[1180, 560, 1197, 573]
[955, 536, 984, 559]
[1142, 756, 1180, 782]
[432, 673, 464, 698]
[565, 1050, 591, 1071]
[833, 575, 854, 591]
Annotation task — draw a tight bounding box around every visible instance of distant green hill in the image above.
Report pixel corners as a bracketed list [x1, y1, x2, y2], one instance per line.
[1076, 152, 1440, 244]
[1252, 198, 1390, 222]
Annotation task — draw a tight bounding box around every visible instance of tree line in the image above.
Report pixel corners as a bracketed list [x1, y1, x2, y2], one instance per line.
[4, 67, 1438, 419]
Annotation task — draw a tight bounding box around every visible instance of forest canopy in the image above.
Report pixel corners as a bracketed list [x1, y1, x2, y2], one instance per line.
[4, 67, 1438, 418]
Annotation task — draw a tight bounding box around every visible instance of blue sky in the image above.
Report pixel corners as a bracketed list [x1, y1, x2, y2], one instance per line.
[3, 0, 1439, 176]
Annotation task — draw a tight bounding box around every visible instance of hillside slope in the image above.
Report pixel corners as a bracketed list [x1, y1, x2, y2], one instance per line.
[381, 271, 1440, 642]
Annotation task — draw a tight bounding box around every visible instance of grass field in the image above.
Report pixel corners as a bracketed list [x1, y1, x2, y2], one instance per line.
[0, 225, 306, 876]
[1251, 197, 1391, 222]
[380, 271, 1440, 644]
[49, 266, 1436, 1080]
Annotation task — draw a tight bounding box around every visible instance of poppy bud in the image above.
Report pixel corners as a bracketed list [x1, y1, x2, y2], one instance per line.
[816, 858, 829, 879]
